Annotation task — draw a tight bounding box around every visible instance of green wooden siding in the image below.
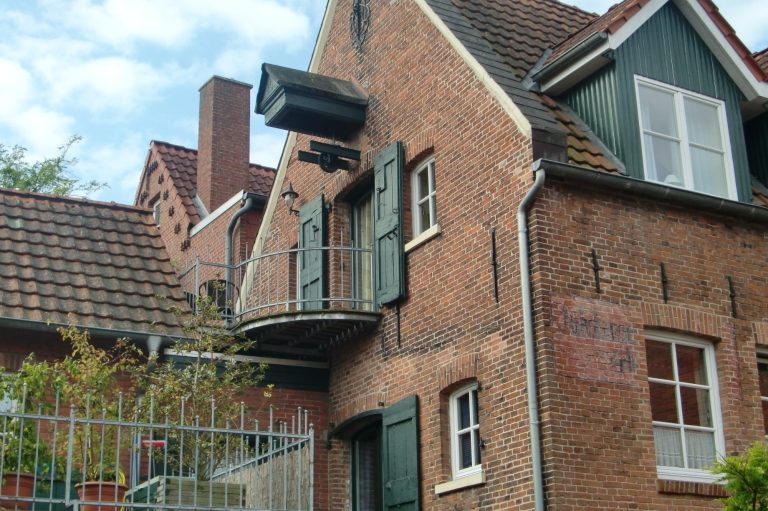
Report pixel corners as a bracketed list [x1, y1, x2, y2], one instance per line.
[564, 2, 752, 201]
[299, 194, 326, 310]
[373, 142, 406, 305]
[746, 112, 768, 186]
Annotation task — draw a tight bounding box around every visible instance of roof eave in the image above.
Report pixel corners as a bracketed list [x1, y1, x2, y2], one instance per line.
[537, 0, 768, 103]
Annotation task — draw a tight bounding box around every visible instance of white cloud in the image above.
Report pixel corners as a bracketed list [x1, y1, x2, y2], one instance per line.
[250, 132, 287, 168]
[10, 107, 75, 158]
[40, 57, 177, 114]
[0, 59, 32, 117]
[214, 48, 264, 77]
[75, 133, 149, 202]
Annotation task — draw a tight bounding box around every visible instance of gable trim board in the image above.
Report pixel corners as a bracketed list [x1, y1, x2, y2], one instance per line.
[538, 0, 768, 108]
[189, 190, 247, 237]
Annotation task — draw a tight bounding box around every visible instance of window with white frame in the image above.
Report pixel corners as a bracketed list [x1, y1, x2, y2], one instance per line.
[635, 76, 737, 200]
[449, 382, 481, 478]
[152, 200, 161, 226]
[757, 355, 768, 436]
[411, 157, 437, 237]
[645, 333, 724, 482]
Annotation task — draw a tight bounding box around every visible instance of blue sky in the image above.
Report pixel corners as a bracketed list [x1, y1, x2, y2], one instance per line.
[1, 0, 766, 204]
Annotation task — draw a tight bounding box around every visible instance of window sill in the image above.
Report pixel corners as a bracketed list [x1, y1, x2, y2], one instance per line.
[434, 471, 485, 495]
[405, 223, 441, 253]
[657, 479, 726, 498]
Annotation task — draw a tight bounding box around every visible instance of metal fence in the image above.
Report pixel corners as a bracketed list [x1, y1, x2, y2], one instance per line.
[178, 246, 374, 323]
[0, 391, 314, 511]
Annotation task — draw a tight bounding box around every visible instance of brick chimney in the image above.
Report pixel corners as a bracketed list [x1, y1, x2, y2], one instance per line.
[197, 76, 253, 212]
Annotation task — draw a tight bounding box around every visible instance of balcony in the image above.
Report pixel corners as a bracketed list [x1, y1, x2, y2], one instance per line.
[178, 246, 381, 359]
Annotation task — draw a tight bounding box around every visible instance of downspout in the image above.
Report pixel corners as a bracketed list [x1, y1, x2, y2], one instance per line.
[517, 168, 546, 511]
[225, 193, 263, 325]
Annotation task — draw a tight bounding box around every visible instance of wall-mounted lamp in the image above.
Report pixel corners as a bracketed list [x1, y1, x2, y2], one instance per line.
[281, 182, 300, 215]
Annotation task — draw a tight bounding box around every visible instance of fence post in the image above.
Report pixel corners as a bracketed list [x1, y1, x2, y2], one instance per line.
[308, 423, 314, 511]
[65, 405, 75, 506]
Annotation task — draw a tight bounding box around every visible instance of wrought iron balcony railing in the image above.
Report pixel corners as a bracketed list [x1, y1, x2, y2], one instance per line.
[178, 246, 377, 324]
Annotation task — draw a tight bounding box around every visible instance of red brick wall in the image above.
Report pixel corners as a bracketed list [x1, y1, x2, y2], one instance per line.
[197, 77, 252, 212]
[251, 2, 768, 511]
[137, 152, 262, 303]
[258, 1, 537, 509]
[530, 182, 768, 509]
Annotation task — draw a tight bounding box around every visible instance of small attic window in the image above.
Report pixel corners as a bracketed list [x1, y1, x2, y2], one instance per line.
[152, 201, 161, 226]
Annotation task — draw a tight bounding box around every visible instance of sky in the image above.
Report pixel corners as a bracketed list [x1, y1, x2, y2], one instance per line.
[1, 0, 766, 205]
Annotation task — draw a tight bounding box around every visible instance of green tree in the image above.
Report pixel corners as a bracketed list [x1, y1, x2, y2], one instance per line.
[713, 441, 768, 511]
[0, 135, 106, 196]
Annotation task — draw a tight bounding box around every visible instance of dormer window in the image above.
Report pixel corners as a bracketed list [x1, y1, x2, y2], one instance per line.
[635, 76, 737, 200]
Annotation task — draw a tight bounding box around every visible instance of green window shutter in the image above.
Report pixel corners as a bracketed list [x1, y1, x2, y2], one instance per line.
[373, 141, 405, 306]
[382, 395, 419, 511]
[298, 194, 326, 310]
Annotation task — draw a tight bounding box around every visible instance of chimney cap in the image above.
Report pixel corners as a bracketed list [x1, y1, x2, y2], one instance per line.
[199, 75, 253, 92]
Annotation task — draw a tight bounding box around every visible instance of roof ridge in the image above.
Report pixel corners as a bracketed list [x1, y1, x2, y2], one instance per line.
[151, 140, 198, 153]
[0, 187, 154, 215]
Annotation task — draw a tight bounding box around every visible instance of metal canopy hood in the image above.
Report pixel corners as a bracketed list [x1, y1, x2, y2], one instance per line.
[256, 63, 368, 140]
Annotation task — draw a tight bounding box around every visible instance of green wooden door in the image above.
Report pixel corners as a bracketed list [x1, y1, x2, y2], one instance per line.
[373, 142, 405, 306]
[298, 194, 326, 310]
[382, 395, 419, 511]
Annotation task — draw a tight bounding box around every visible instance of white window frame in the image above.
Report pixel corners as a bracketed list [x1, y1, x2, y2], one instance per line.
[646, 331, 725, 484]
[757, 352, 768, 437]
[634, 75, 738, 200]
[449, 382, 481, 479]
[152, 200, 161, 226]
[410, 157, 437, 238]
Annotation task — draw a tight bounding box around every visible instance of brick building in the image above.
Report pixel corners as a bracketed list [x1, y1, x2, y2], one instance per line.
[234, 0, 768, 509]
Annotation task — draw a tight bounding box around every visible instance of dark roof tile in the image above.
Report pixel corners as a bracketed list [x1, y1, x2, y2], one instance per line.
[0, 188, 189, 338]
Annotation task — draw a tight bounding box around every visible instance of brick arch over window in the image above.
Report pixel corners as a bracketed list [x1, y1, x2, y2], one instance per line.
[642, 303, 734, 341]
[437, 353, 479, 391]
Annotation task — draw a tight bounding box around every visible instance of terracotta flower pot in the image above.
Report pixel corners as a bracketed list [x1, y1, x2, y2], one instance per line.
[75, 481, 127, 511]
[0, 472, 36, 510]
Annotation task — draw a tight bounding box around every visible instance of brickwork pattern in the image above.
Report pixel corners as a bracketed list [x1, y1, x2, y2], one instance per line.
[258, 1, 536, 509]
[531, 182, 767, 510]
[197, 77, 252, 212]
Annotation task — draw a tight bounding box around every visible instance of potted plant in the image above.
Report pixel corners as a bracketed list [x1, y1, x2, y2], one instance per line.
[0, 355, 55, 510]
[52, 324, 141, 511]
[129, 292, 268, 508]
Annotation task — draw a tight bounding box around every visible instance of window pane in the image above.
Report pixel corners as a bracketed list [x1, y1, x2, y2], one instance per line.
[474, 430, 481, 464]
[639, 85, 678, 136]
[459, 432, 472, 469]
[356, 434, 379, 510]
[654, 426, 684, 467]
[458, 393, 470, 430]
[759, 362, 768, 396]
[644, 134, 683, 185]
[685, 430, 716, 469]
[418, 202, 431, 233]
[690, 146, 728, 198]
[684, 98, 722, 149]
[679, 387, 711, 427]
[418, 169, 429, 201]
[647, 340, 674, 380]
[762, 401, 768, 434]
[649, 382, 678, 423]
[676, 345, 707, 385]
[472, 390, 479, 427]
